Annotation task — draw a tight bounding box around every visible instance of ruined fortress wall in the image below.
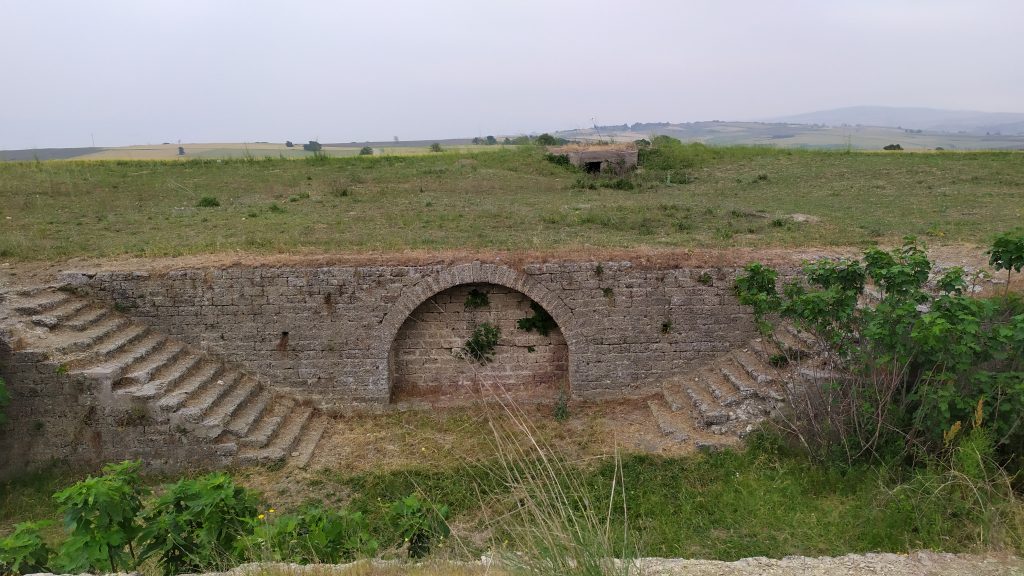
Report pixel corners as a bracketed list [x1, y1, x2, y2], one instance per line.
[58, 261, 758, 411]
[0, 343, 230, 477]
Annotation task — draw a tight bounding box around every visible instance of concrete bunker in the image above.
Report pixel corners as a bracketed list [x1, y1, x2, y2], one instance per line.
[388, 283, 568, 403]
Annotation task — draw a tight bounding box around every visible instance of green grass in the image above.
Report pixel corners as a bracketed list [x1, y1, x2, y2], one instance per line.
[3, 442, 1020, 561]
[1, 147, 1022, 261]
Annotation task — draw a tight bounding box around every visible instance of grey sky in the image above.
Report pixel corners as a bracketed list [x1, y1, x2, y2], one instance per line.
[2, 0, 1021, 149]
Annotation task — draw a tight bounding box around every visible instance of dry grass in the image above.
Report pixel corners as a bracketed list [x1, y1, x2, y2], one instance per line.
[1, 147, 1022, 263]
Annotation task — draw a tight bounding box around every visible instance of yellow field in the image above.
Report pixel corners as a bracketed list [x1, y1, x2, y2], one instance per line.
[71, 143, 505, 160]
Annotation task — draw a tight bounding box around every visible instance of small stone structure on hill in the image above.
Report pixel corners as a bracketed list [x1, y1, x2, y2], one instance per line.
[547, 144, 638, 174]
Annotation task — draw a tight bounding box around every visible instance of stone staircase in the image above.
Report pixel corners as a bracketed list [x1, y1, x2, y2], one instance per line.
[646, 322, 828, 450]
[2, 287, 329, 468]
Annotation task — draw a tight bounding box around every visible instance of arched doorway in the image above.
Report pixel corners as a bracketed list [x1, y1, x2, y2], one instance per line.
[388, 283, 568, 403]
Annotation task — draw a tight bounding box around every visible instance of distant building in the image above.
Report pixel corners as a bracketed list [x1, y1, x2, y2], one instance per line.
[546, 144, 638, 175]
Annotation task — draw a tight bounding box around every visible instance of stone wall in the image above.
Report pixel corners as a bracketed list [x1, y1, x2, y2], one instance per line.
[0, 342, 229, 478]
[54, 260, 758, 411]
[391, 283, 568, 402]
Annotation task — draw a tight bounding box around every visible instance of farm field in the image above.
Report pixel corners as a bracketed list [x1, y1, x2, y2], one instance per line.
[0, 145, 1022, 262]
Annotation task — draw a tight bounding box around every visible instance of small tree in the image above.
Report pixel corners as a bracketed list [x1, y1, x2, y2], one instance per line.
[536, 133, 558, 146]
[987, 228, 1024, 295]
[359, 146, 373, 156]
[429, 142, 443, 153]
[471, 137, 482, 145]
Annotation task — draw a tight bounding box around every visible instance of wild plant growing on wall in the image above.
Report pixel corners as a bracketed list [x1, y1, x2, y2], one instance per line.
[734, 236, 1024, 464]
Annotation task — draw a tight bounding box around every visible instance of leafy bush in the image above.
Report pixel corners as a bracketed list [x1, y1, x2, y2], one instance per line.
[638, 136, 715, 171]
[137, 472, 259, 575]
[988, 228, 1024, 292]
[196, 196, 220, 208]
[734, 237, 1024, 464]
[359, 146, 373, 156]
[389, 495, 449, 559]
[517, 301, 558, 337]
[463, 288, 489, 309]
[237, 504, 377, 563]
[0, 521, 53, 575]
[52, 461, 147, 574]
[429, 143, 443, 153]
[462, 322, 501, 364]
[544, 153, 571, 167]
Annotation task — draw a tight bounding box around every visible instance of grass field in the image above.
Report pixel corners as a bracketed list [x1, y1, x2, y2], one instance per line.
[1, 146, 1021, 262]
[2, 419, 1019, 562]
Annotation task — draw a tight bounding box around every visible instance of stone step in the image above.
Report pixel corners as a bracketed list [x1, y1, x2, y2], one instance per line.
[132, 351, 202, 400]
[157, 362, 223, 411]
[225, 392, 272, 437]
[660, 379, 691, 412]
[732, 349, 777, 386]
[684, 381, 731, 427]
[99, 333, 167, 374]
[239, 401, 290, 449]
[176, 371, 242, 423]
[116, 340, 186, 390]
[202, 377, 259, 430]
[291, 417, 328, 469]
[88, 324, 150, 360]
[702, 369, 744, 407]
[63, 306, 111, 331]
[56, 315, 129, 353]
[264, 404, 315, 456]
[13, 291, 71, 315]
[647, 397, 691, 442]
[719, 361, 760, 400]
[39, 299, 89, 324]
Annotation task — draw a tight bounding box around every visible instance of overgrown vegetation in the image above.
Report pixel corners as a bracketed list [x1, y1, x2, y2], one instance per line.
[516, 301, 557, 337]
[0, 467, 432, 575]
[735, 235, 1024, 468]
[463, 288, 489, 310]
[2, 147, 1023, 260]
[461, 322, 501, 364]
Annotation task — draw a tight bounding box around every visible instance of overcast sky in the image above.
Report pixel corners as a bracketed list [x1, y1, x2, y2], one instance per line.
[2, 0, 1022, 149]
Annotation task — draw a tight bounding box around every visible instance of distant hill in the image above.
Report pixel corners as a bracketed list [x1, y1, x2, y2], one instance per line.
[556, 119, 1024, 151]
[767, 106, 1024, 135]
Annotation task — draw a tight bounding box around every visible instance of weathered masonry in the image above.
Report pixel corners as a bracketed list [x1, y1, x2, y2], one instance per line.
[47, 261, 757, 410]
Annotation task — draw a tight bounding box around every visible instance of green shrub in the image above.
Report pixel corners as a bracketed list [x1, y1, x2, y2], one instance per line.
[463, 288, 490, 309]
[600, 178, 635, 191]
[544, 153, 571, 167]
[0, 521, 53, 575]
[196, 196, 220, 208]
[52, 461, 147, 574]
[389, 494, 449, 559]
[359, 146, 373, 156]
[429, 143, 443, 153]
[137, 472, 259, 575]
[462, 322, 501, 364]
[734, 236, 1024, 464]
[237, 504, 377, 564]
[988, 228, 1024, 293]
[517, 301, 558, 337]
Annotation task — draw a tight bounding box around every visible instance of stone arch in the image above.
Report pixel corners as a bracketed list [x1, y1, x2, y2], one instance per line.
[373, 263, 580, 400]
